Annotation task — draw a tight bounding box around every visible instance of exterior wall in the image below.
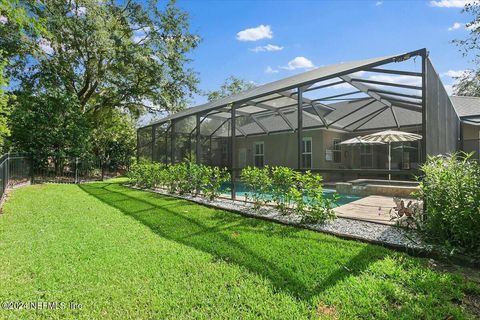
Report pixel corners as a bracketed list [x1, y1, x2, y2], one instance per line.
[462, 123, 480, 160]
[234, 129, 419, 171]
[463, 123, 480, 140]
[234, 129, 349, 169]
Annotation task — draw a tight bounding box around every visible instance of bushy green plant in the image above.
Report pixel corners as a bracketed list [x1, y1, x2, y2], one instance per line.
[418, 153, 480, 257]
[271, 166, 296, 212]
[183, 160, 205, 197]
[170, 162, 191, 195]
[239, 166, 337, 221]
[240, 166, 272, 209]
[201, 166, 230, 201]
[127, 161, 163, 188]
[128, 161, 229, 201]
[300, 171, 337, 223]
[126, 162, 142, 185]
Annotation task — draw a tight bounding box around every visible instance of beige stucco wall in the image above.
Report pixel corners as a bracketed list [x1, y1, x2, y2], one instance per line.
[235, 129, 352, 169]
[463, 123, 480, 140]
[462, 123, 480, 159]
[233, 128, 421, 171]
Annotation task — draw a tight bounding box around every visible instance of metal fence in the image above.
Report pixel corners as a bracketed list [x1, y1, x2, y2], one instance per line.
[0, 153, 32, 201]
[0, 153, 128, 202]
[32, 157, 126, 184]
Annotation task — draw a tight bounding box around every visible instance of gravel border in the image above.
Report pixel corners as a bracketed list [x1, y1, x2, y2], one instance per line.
[129, 185, 435, 254]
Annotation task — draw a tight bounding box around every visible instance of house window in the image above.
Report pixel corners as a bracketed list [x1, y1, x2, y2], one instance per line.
[302, 137, 312, 169]
[333, 139, 342, 163]
[360, 144, 373, 168]
[254, 141, 264, 167]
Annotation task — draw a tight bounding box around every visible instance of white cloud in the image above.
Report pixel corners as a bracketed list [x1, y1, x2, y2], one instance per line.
[236, 25, 273, 41]
[0, 15, 8, 25]
[76, 6, 87, 16]
[445, 21, 480, 31]
[444, 84, 454, 95]
[466, 21, 480, 31]
[68, 0, 86, 17]
[133, 26, 151, 43]
[448, 22, 464, 31]
[38, 38, 53, 55]
[281, 56, 315, 70]
[251, 44, 283, 52]
[375, 1, 383, 6]
[265, 66, 279, 74]
[442, 69, 468, 78]
[430, 0, 468, 8]
[367, 74, 422, 87]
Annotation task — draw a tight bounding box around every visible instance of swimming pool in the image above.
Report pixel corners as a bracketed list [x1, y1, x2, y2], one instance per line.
[221, 182, 362, 207]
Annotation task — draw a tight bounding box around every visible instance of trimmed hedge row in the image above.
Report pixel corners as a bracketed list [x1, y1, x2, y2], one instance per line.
[128, 162, 338, 223]
[127, 161, 230, 200]
[241, 166, 338, 223]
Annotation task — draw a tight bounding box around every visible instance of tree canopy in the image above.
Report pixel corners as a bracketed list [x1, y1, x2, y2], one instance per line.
[453, 1, 480, 96]
[2, 0, 200, 169]
[206, 76, 256, 102]
[10, 0, 200, 116]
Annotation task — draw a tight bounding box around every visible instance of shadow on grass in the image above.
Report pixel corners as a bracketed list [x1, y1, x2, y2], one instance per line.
[79, 182, 390, 301]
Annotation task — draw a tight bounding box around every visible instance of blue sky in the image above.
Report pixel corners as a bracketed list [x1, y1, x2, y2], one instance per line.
[175, 0, 475, 107]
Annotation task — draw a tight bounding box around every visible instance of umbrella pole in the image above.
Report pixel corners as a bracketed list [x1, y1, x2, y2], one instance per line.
[388, 142, 391, 181]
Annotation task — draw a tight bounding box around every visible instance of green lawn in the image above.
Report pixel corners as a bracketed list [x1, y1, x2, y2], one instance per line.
[0, 179, 478, 319]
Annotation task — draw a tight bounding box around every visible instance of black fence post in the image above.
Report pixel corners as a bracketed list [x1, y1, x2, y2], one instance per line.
[29, 153, 34, 184]
[74, 157, 79, 184]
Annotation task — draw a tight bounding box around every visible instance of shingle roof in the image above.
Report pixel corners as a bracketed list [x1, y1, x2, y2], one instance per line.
[211, 98, 422, 137]
[449, 95, 480, 118]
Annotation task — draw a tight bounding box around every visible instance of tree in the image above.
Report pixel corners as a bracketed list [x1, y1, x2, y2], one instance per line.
[452, 1, 480, 96]
[0, 0, 45, 149]
[5, 0, 199, 170]
[9, 90, 90, 168]
[10, 0, 200, 116]
[88, 109, 136, 177]
[206, 76, 256, 102]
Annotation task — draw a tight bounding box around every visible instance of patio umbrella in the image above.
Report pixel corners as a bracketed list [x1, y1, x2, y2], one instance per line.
[361, 130, 422, 180]
[339, 136, 385, 145]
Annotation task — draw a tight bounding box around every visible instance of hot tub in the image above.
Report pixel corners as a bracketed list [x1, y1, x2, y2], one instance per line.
[336, 179, 419, 198]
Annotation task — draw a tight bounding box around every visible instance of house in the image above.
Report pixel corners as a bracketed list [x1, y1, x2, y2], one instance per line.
[137, 48, 478, 181]
[450, 96, 480, 160]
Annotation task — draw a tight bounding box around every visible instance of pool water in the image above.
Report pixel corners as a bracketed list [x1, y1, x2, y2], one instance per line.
[220, 182, 362, 207]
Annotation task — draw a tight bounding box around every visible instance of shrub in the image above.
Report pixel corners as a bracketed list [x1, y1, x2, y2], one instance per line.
[240, 166, 337, 222]
[169, 162, 192, 195]
[127, 161, 229, 201]
[183, 160, 205, 197]
[128, 162, 338, 224]
[201, 166, 230, 201]
[418, 153, 480, 257]
[270, 166, 296, 212]
[126, 162, 142, 186]
[300, 171, 337, 223]
[127, 161, 163, 188]
[240, 166, 272, 209]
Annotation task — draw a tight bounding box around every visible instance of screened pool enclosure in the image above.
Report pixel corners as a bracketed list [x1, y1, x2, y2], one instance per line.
[137, 49, 460, 198]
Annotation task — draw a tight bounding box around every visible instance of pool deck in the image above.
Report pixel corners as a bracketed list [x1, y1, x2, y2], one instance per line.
[334, 195, 406, 225]
[224, 192, 409, 226]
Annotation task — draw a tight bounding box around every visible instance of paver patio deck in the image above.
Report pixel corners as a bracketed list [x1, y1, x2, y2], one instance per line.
[334, 195, 413, 225]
